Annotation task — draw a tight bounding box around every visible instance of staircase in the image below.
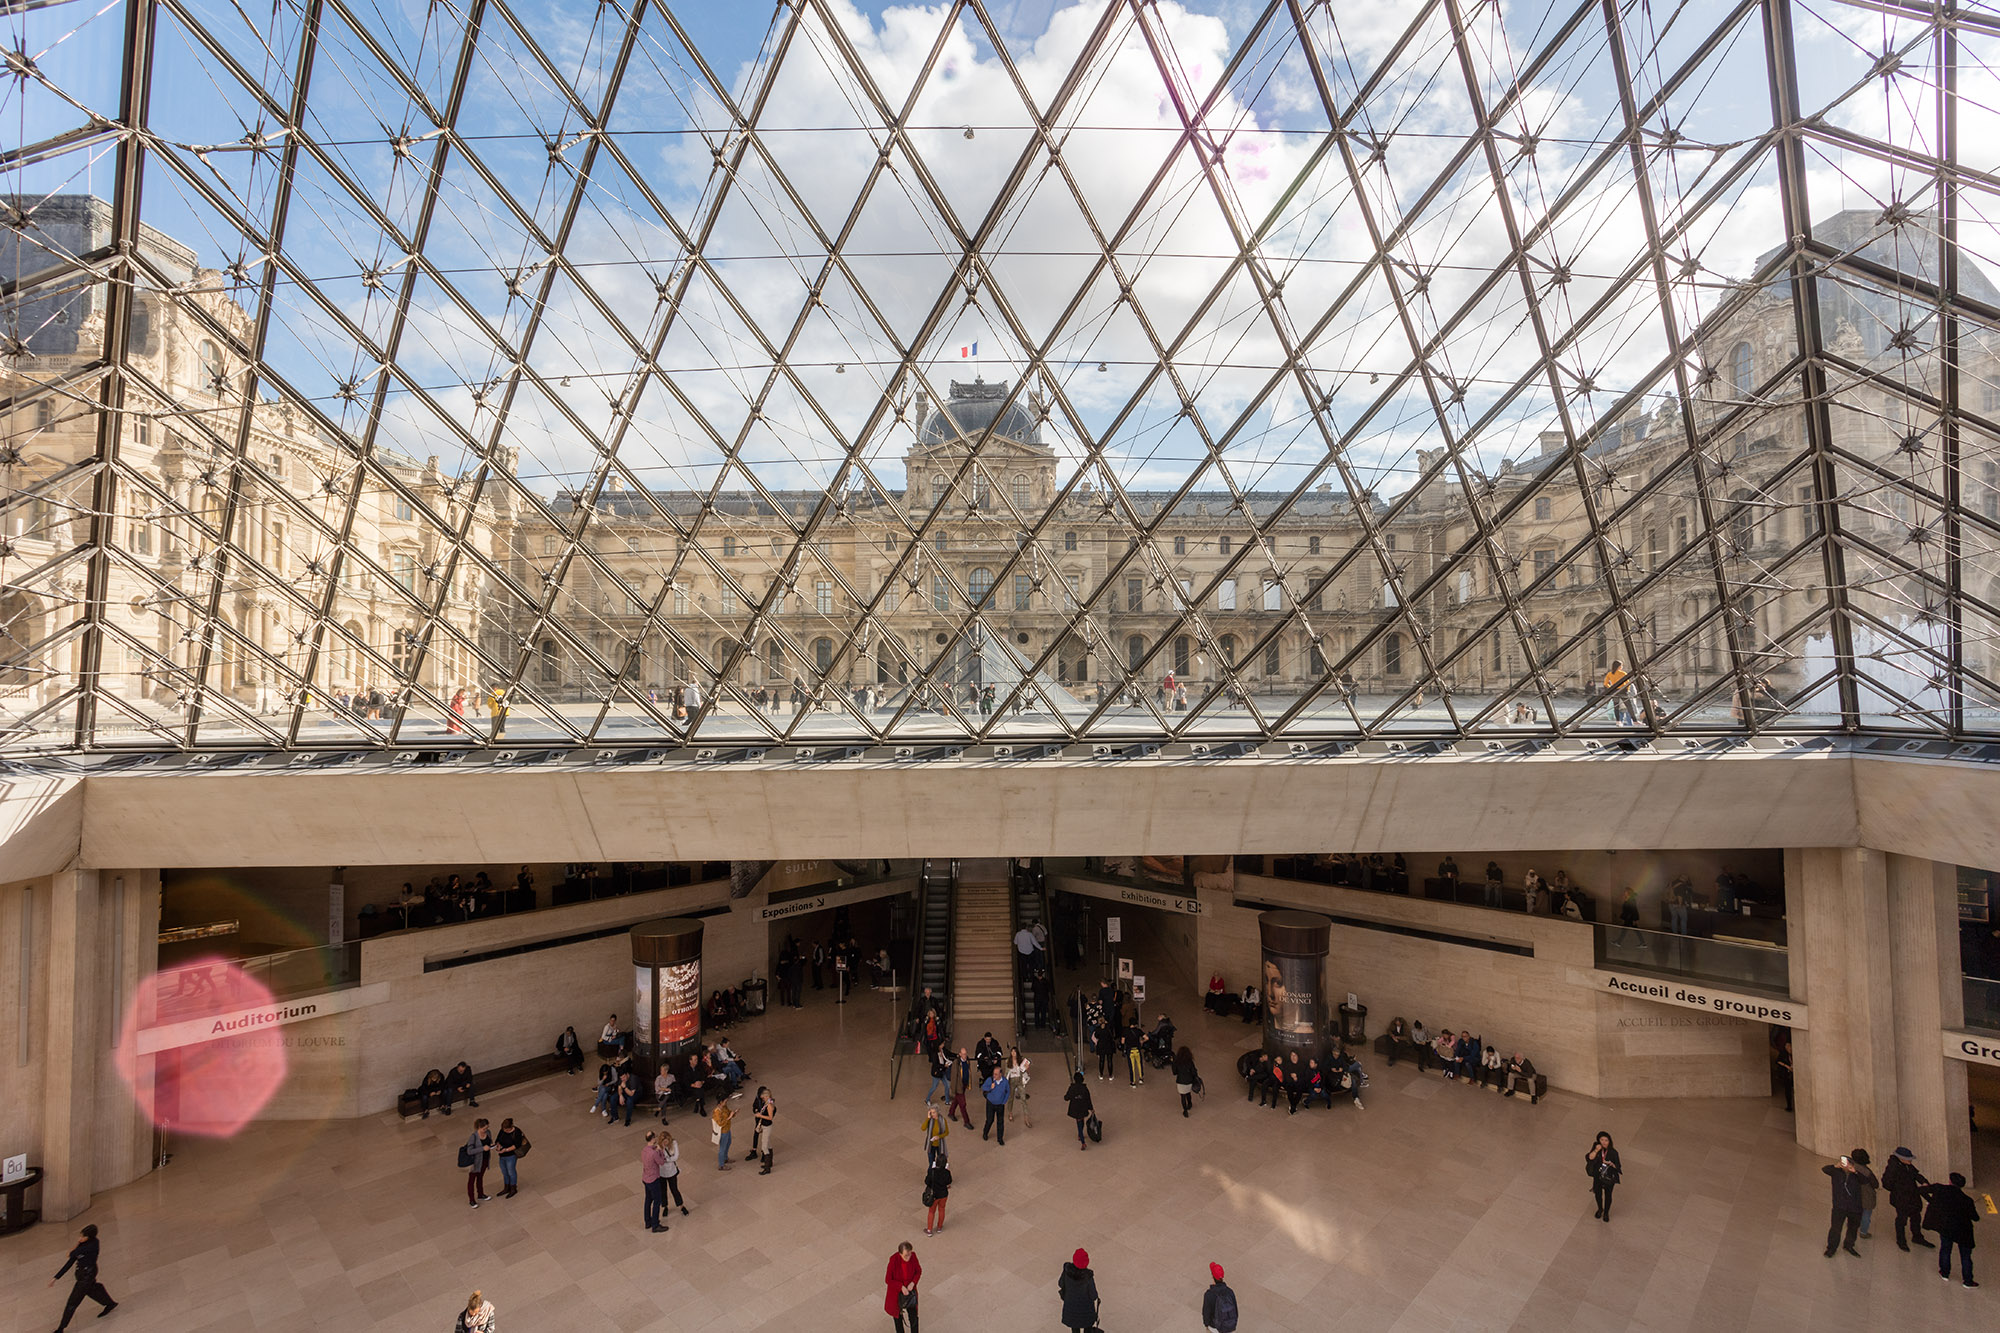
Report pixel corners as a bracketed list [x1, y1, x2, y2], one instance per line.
[951, 858, 1017, 1038]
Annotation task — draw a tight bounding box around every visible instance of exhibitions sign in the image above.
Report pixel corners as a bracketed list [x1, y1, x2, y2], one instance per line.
[1591, 971, 1808, 1029]
[1059, 877, 1205, 915]
[1944, 1030, 2000, 1068]
[136, 982, 390, 1054]
[754, 879, 912, 923]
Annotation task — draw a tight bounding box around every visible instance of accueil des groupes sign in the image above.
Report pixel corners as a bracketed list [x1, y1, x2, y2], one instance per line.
[1581, 970, 1808, 1028]
[1944, 1031, 2000, 1068]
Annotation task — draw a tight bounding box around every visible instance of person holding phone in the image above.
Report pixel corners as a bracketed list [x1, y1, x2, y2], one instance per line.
[1823, 1150, 1867, 1256]
[1586, 1131, 1622, 1221]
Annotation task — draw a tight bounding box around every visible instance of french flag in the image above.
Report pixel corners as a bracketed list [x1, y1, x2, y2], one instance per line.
[959, 342, 978, 358]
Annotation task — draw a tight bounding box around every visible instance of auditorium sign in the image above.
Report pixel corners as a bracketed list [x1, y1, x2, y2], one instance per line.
[1589, 971, 1808, 1029]
[136, 982, 391, 1054]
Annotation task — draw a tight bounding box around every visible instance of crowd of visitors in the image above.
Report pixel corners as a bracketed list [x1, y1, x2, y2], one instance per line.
[1823, 1144, 1979, 1285]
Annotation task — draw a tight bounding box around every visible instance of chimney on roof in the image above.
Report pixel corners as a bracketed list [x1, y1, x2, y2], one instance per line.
[914, 390, 928, 432]
[1316, 482, 1332, 493]
[1538, 430, 1566, 456]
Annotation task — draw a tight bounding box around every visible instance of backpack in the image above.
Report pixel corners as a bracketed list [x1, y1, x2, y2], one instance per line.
[1211, 1283, 1239, 1332]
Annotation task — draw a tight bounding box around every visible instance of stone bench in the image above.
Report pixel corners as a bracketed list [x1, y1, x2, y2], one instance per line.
[397, 1051, 565, 1118]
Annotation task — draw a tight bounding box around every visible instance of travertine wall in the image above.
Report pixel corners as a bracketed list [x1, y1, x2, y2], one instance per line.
[1199, 874, 1770, 1099]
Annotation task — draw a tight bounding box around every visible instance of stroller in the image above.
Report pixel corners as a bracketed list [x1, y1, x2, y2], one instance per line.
[1142, 1017, 1177, 1070]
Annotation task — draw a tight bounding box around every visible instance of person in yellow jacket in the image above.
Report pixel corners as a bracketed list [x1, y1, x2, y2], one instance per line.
[1601, 662, 1633, 725]
[485, 686, 508, 740]
[711, 1100, 733, 1171]
[921, 1104, 950, 1167]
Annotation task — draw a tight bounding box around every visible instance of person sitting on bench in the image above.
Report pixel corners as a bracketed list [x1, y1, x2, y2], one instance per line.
[1239, 985, 1262, 1025]
[1503, 1052, 1539, 1102]
[600, 1014, 628, 1054]
[443, 1060, 478, 1113]
[417, 1068, 447, 1118]
[556, 1026, 583, 1075]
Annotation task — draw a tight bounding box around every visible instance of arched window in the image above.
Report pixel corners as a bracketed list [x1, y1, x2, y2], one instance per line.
[767, 640, 784, 673]
[1173, 635, 1191, 676]
[1729, 489, 1755, 553]
[1219, 634, 1238, 667]
[1126, 634, 1146, 669]
[538, 637, 559, 682]
[968, 567, 994, 605]
[1383, 633, 1403, 675]
[1309, 640, 1326, 674]
[197, 339, 224, 391]
[1730, 341, 1753, 396]
[1011, 474, 1030, 507]
[813, 636, 833, 672]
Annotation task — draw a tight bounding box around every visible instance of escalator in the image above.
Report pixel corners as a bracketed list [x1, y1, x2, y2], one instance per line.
[1011, 858, 1076, 1077]
[891, 858, 956, 1098]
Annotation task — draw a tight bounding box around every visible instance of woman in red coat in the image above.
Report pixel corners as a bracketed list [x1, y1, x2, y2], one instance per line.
[884, 1241, 922, 1332]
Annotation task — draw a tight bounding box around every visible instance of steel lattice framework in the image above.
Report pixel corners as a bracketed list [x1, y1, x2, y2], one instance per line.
[2, 0, 1999, 752]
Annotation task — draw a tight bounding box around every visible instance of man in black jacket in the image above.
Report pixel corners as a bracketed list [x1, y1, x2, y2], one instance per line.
[1823, 1153, 1866, 1258]
[443, 1061, 478, 1113]
[48, 1223, 116, 1329]
[1201, 1260, 1238, 1332]
[1882, 1146, 1934, 1251]
[1921, 1171, 1980, 1287]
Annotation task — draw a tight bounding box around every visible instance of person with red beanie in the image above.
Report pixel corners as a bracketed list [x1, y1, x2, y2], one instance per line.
[1202, 1261, 1238, 1332]
[1058, 1247, 1100, 1332]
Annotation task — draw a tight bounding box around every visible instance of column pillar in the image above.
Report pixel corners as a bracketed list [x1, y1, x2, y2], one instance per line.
[1787, 848, 1971, 1178]
[1886, 853, 1972, 1182]
[40, 868, 100, 1221]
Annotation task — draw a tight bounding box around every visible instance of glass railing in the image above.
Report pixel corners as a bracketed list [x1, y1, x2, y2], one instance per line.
[1964, 977, 2000, 1034]
[1592, 924, 1789, 995]
[355, 863, 734, 939]
[149, 942, 362, 1024]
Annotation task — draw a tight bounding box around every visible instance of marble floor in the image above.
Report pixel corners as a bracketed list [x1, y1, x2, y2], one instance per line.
[1, 983, 1992, 1333]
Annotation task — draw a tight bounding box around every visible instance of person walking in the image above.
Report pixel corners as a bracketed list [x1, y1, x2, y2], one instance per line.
[712, 1100, 733, 1171]
[755, 1091, 777, 1174]
[1006, 1047, 1031, 1127]
[924, 1046, 950, 1104]
[640, 1130, 670, 1233]
[1883, 1146, 1934, 1251]
[980, 1067, 1010, 1146]
[1851, 1148, 1879, 1238]
[947, 1048, 975, 1130]
[921, 1104, 950, 1167]
[1058, 1248, 1101, 1333]
[1586, 1130, 1621, 1222]
[1823, 1151, 1866, 1257]
[1921, 1171, 1980, 1287]
[1063, 1069, 1095, 1152]
[658, 1129, 688, 1215]
[493, 1117, 527, 1199]
[454, 1290, 496, 1333]
[923, 1151, 952, 1236]
[885, 1241, 922, 1333]
[463, 1119, 492, 1208]
[48, 1223, 116, 1329]
[1169, 1046, 1199, 1118]
[1201, 1261, 1238, 1333]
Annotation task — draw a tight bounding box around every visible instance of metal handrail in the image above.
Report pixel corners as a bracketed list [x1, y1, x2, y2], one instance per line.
[1034, 863, 1078, 1080]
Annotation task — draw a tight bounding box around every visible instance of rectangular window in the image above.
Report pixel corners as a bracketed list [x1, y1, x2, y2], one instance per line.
[391, 553, 415, 591]
[1532, 548, 1554, 579]
[1534, 496, 1551, 520]
[1262, 581, 1281, 611]
[394, 496, 414, 521]
[815, 580, 833, 614]
[673, 586, 689, 615]
[130, 510, 152, 555]
[543, 535, 559, 556]
[1308, 535, 1320, 555]
[1675, 515, 1689, 551]
[1173, 536, 1186, 556]
[1064, 532, 1077, 551]
[932, 575, 950, 612]
[1218, 578, 1236, 611]
[721, 586, 737, 614]
[1065, 573, 1081, 607]
[1014, 574, 1032, 610]
[1262, 642, 1280, 677]
[1126, 577, 1143, 612]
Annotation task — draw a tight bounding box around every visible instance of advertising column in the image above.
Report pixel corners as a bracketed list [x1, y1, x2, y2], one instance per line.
[1259, 909, 1332, 1064]
[631, 918, 704, 1086]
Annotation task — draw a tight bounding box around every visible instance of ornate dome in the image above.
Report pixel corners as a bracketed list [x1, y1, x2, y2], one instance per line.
[918, 378, 1044, 448]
